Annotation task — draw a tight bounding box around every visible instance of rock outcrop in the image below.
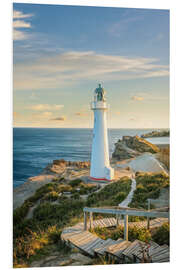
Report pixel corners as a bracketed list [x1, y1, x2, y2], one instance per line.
[53, 159, 90, 169]
[112, 135, 160, 161]
[141, 130, 169, 138]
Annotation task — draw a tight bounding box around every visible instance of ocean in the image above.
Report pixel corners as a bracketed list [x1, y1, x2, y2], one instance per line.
[13, 128, 169, 187]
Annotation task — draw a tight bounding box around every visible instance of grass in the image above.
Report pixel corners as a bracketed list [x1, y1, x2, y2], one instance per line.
[129, 172, 169, 209]
[13, 176, 131, 267]
[92, 222, 169, 246]
[157, 146, 170, 171]
[13, 173, 169, 267]
[86, 176, 131, 207]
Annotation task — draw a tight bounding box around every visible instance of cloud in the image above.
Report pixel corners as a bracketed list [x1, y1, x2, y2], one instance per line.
[28, 104, 64, 111]
[13, 20, 31, 28]
[13, 10, 33, 41]
[31, 111, 53, 119]
[131, 96, 144, 101]
[13, 111, 21, 118]
[75, 112, 88, 117]
[108, 15, 144, 37]
[50, 116, 66, 121]
[129, 118, 136, 121]
[14, 51, 169, 91]
[13, 10, 33, 19]
[13, 30, 28, 41]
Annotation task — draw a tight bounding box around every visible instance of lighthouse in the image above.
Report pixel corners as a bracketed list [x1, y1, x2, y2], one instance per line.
[90, 84, 114, 181]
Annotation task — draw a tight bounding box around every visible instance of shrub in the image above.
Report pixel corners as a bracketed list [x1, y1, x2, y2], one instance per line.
[42, 191, 59, 202]
[113, 192, 127, 204]
[86, 177, 131, 207]
[129, 172, 169, 209]
[69, 179, 82, 187]
[93, 225, 152, 243]
[71, 193, 80, 200]
[152, 222, 169, 245]
[13, 201, 31, 225]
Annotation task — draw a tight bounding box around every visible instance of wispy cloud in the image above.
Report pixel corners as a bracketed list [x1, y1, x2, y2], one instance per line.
[13, 20, 31, 29]
[131, 96, 144, 101]
[28, 104, 64, 111]
[31, 111, 53, 119]
[129, 117, 136, 121]
[13, 10, 33, 19]
[14, 51, 169, 91]
[108, 15, 144, 37]
[13, 10, 34, 41]
[50, 116, 66, 121]
[75, 112, 88, 117]
[13, 111, 21, 118]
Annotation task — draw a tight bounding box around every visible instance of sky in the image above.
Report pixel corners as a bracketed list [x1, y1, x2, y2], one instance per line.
[13, 3, 169, 128]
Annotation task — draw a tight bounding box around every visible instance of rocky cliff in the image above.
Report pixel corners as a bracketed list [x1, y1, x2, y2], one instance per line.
[141, 130, 169, 138]
[112, 135, 160, 160]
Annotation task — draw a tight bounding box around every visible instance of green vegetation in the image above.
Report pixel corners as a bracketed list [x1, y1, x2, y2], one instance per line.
[86, 176, 131, 207]
[13, 172, 169, 267]
[93, 222, 169, 246]
[129, 172, 169, 209]
[152, 222, 169, 245]
[157, 146, 170, 170]
[69, 178, 82, 187]
[13, 176, 131, 267]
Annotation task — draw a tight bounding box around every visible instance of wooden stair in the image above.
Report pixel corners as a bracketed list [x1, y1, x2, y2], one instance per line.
[61, 217, 169, 262]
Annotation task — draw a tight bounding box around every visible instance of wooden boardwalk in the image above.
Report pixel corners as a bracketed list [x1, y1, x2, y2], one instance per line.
[61, 217, 169, 263]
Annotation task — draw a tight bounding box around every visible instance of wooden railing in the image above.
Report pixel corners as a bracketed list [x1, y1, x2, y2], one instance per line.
[83, 206, 169, 241]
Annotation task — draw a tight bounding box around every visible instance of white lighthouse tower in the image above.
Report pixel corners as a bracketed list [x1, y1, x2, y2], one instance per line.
[90, 84, 114, 181]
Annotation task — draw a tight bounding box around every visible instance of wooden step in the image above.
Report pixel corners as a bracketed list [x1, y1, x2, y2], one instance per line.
[151, 245, 169, 263]
[94, 239, 117, 256]
[122, 240, 145, 260]
[107, 240, 132, 259]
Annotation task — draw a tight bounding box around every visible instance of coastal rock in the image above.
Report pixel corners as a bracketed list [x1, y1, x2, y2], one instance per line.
[112, 135, 159, 160]
[52, 159, 90, 169]
[141, 130, 169, 138]
[123, 135, 160, 153]
[112, 140, 139, 160]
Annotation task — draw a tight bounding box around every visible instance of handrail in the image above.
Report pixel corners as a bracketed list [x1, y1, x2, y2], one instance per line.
[83, 207, 169, 218]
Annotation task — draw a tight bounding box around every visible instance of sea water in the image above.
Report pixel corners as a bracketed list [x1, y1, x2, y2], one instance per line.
[13, 128, 169, 187]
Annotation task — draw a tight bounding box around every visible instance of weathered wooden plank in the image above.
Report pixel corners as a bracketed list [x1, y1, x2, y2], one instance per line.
[68, 231, 91, 242]
[85, 238, 105, 253]
[107, 241, 131, 259]
[152, 251, 169, 262]
[70, 232, 95, 245]
[62, 231, 82, 241]
[73, 234, 97, 246]
[123, 240, 144, 259]
[94, 239, 117, 255]
[75, 236, 100, 250]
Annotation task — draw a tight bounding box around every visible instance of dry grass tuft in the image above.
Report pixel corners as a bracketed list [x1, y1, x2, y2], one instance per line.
[157, 146, 170, 170]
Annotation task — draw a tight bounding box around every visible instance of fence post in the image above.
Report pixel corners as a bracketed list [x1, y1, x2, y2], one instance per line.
[147, 199, 150, 229]
[124, 214, 128, 241]
[116, 214, 119, 227]
[84, 211, 87, 231]
[90, 212, 93, 230]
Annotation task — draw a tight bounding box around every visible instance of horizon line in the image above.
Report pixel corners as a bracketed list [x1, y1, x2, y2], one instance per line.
[13, 126, 169, 129]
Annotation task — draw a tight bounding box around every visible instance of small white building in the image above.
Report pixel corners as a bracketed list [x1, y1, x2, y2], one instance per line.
[90, 84, 114, 181]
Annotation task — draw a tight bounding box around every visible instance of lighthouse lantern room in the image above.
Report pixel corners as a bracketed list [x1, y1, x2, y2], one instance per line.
[90, 84, 114, 181]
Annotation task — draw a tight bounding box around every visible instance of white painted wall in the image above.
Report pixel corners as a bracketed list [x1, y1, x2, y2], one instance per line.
[90, 101, 114, 180]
